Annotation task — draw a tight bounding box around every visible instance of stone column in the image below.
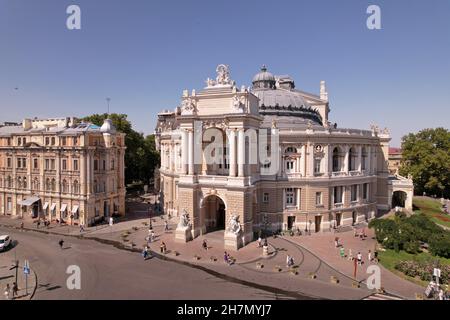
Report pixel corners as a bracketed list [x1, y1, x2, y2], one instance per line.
[238, 128, 245, 177]
[307, 143, 314, 177]
[300, 145, 306, 176]
[188, 130, 194, 175]
[325, 144, 331, 176]
[367, 146, 372, 175]
[228, 129, 237, 177]
[181, 130, 188, 174]
[343, 145, 349, 174]
[169, 143, 174, 172]
[357, 145, 362, 172]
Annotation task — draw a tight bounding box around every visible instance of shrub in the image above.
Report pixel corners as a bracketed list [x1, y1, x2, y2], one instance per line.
[429, 233, 450, 258]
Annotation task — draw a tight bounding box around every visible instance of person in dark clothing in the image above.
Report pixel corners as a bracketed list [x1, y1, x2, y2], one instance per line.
[58, 239, 64, 249]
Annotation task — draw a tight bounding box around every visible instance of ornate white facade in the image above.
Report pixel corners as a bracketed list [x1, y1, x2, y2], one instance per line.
[156, 65, 395, 250]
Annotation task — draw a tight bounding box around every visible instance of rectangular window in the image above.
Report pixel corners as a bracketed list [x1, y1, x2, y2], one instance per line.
[103, 160, 106, 170]
[33, 158, 38, 169]
[285, 188, 296, 206]
[333, 186, 343, 204]
[73, 159, 79, 171]
[61, 137, 67, 146]
[94, 160, 98, 171]
[363, 183, 369, 200]
[17, 158, 21, 168]
[45, 159, 50, 170]
[7, 197, 12, 212]
[51, 159, 55, 170]
[7, 158, 12, 168]
[22, 158, 26, 168]
[314, 159, 321, 174]
[315, 192, 323, 206]
[73, 137, 78, 146]
[263, 193, 269, 203]
[351, 185, 358, 202]
[62, 159, 67, 171]
[45, 137, 50, 145]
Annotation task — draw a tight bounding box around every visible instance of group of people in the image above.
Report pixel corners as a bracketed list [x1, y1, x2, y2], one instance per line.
[336, 235, 378, 266]
[3, 282, 18, 300]
[286, 254, 295, 268]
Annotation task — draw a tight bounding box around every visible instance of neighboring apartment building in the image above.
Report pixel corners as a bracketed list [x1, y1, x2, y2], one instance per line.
[0, 117, 126, 226]
[155, 65, 395, 250]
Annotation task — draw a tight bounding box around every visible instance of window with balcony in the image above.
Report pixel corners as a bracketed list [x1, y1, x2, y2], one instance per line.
[286, 160, 295, 173]
[314, 159, 322, 175]
[263, 193, 269, 203]
[332, 147, 341, 172]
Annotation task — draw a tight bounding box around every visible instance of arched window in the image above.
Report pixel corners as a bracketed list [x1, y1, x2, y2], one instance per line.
[361, 147, 367, 170]
[23, 177, 27, 189]
[46, 178, 51, 191]
[73, 180, 79, 194]
[51, 178, 56, 191]
[332, 147, 341, 172]
[33, 177, 39, 191]
[348, 147, 356, 171]
[7, 176, 12, 188]
[94, 180, 98, 193]
[62, 179, 68, 193]
[17, 177, 22, 189]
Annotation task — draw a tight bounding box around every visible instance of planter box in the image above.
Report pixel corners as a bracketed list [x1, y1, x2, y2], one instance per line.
[330, 276, 339, 284]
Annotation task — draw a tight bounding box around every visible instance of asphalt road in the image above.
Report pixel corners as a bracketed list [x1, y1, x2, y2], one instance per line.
[0, 227, 298, 300]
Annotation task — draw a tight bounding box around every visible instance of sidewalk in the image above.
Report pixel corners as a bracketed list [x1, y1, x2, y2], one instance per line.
[0, 255, 37, 300]
[0, 214, 421, 299]
[286, 227, 426, 299]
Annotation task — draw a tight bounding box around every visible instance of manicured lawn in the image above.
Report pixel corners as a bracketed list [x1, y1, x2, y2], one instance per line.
[413, 197, 450, 228]
[379, 249, 450, 287]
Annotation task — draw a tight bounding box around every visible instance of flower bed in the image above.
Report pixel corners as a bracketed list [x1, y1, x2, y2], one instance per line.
[395, 261, 449, 284]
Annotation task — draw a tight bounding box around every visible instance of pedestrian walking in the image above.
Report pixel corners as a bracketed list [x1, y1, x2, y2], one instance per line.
[164, 220, 169, 231]
[36, 220, 41, 229]
[4, 284, 11, 300]
[374, 250, 379, 263]
[263, 238, 268, 247]
[286, 255, 294, 268]
[12, 282, 18, 298]
[202, 239, 208, 251]
[58, 239, 64, 249]
[357, 252, 363, 266]
[339, 247, 345, 258]
[257, 237, 262, 248]
[334, 237, 339, 248]
[20, 222, 24, 231]
[142, 246, 150, 260]
[79, 224, 85, 233]
[348, 249, 353, 261]
[160, 241, 167, 254]
[368, 250, 372, 262]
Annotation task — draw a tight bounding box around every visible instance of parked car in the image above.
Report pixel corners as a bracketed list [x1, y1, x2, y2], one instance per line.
[0, 235, 11, 251]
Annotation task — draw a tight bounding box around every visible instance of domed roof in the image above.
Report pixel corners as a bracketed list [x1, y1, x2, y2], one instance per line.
[100, 118, 116, 134]
[252, 65, 275, 83]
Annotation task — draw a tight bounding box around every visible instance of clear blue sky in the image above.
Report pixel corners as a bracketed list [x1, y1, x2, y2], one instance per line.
[1, 0, 449, 146]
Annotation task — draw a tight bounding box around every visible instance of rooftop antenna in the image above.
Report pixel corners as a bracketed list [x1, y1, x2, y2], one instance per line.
[106, 97, 111, 117]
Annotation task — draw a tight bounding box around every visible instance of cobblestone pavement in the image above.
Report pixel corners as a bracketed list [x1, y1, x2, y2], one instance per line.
[0, 213, 424, 300]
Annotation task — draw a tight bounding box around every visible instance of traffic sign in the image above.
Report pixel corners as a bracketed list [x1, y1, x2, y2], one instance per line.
[23, 260, 30, 275]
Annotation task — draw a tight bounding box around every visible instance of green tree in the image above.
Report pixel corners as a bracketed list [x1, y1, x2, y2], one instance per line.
[399, 128, 450, 198]
[82, 113, 160, 186]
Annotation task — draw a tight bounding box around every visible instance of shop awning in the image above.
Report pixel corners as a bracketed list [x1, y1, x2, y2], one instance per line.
[50, 203, 56, 211]
[18, 196, 40, 207]
[61, 204, 68, 212]
[71, 205, 79, 214]
[42, 202, 49, 210]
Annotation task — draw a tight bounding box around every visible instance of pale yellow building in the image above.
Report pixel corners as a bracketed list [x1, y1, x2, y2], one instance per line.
[155, 65, 402, 250]
[0, 117, 126, 226]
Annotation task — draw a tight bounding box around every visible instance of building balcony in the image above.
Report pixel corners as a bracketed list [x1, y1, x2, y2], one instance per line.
[332, 171, 347, 177]
[349, 170, 362, 177]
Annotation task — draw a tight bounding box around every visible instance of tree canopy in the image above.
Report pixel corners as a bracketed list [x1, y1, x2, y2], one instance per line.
[399, 127, 450, 198]
[82, 113, 160, 186]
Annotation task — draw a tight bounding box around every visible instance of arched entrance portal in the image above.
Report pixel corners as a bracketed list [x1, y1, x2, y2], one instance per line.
[202, 195, 226, 233]
[392, 191, 407, 208]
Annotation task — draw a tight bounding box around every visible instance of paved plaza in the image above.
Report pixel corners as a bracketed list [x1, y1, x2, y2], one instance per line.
[0, 202, 427, 300]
